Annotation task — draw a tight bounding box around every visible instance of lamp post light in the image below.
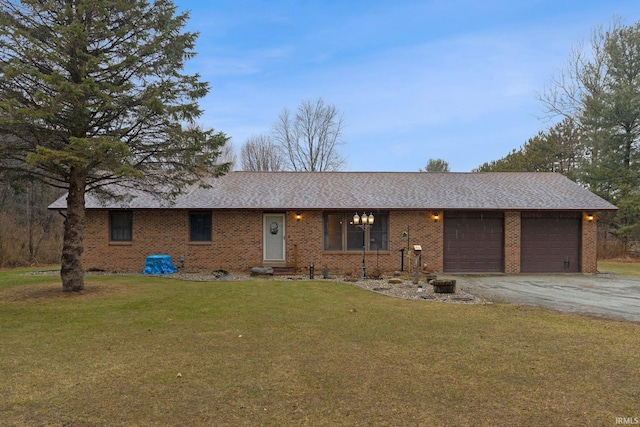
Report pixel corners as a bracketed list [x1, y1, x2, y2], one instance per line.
[353, 212, 374, 280]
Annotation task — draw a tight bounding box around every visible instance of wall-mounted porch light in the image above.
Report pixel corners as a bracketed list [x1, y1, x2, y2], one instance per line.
[433, 213, 440, 222]
[586, 213, 594, 222]
[295, 213, 302, 221]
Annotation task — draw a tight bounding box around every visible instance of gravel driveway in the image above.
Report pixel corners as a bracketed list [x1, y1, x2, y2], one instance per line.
[455, 273, 640, 323]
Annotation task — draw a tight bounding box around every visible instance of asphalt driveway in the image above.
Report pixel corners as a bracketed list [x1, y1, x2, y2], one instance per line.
[454, 274, 640, 322]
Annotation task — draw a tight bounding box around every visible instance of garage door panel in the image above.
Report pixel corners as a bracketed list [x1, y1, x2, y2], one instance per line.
[521, 215, 580, 273]
[444, 212, 504, 273]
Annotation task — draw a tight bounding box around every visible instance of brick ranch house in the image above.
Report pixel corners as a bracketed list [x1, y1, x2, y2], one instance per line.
[49, 171, 617, 275]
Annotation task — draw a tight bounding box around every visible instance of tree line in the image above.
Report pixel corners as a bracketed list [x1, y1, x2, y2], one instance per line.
[0, 181, 64, 267]
[475, 19, 640, 256]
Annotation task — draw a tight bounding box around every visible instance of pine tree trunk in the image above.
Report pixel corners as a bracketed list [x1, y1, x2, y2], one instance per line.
[61, 169, 86, 292]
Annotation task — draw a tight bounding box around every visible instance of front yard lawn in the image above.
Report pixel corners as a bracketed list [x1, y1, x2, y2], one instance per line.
[599, 259, 640, 276]
[1, 269, 638, 426]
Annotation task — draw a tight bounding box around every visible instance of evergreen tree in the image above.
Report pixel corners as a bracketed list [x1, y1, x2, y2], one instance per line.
[0, 0, 230, 291]
[574, 22, 640, 245]
[474, 118, 582, 176]
[485, 19, 640, 251]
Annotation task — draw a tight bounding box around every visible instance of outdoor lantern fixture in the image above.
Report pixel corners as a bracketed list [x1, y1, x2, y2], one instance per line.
[353, 212, 374, 226]
[295, 213, 302, 221]
[353, 212, 374, 280]
[586, 213, 594, 222]
[433, 213, 440, 222]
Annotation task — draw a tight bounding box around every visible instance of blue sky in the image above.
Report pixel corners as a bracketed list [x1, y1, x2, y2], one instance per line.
[175, 1, 640, 172]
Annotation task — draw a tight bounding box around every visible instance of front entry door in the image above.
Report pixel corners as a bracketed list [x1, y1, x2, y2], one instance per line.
[264, 214, 285, 262]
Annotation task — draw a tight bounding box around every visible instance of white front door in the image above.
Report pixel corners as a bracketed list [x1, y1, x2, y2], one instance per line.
[264, 214, 285, 262]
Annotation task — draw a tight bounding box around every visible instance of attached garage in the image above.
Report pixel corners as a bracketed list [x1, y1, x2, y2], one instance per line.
[520, 212, 581, 273]
[50, 172, 617, 274]
[443, 211, 504, 273]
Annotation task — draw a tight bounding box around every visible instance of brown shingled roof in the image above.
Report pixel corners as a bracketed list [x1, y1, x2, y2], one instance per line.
[49, 171, 618, 211]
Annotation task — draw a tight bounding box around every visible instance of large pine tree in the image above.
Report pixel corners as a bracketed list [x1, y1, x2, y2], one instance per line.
[537, 20, 640, 247]
[0, 0, 229, 291]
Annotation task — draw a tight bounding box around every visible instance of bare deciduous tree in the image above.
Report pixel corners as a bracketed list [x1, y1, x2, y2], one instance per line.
[218, 140, 238, 171]
[272, 98, 347, 171]
[240, 135, 284, 171]
[537, 21, 613, 122]
[0, 180, 63, 267]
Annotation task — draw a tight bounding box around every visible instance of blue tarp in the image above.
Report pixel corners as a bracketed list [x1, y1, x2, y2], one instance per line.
[142, 254, 178, 275]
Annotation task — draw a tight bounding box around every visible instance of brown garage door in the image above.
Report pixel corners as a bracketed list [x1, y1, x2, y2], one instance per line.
[444, 211, 504, 272]
[521, 212, 581, 273]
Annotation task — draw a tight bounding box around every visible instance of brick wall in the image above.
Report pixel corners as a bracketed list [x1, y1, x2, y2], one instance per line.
[83, 210, 265, 272]
[279, 210, 443, 276]
[581, 212, 598, 273]
[82, 208, 599, 275]
[504, 211, 521, 274]
[83, 209, 444, 274]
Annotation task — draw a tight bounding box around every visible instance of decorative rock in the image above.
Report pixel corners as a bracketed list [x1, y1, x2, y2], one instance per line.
[250, 266, 274, 276]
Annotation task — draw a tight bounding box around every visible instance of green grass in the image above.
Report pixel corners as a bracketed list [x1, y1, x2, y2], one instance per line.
[598, 260, 640, 276]
[1, 269, 639, 426]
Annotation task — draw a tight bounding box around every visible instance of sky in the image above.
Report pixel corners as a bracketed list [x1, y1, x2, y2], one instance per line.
[174, 0, 640, 172]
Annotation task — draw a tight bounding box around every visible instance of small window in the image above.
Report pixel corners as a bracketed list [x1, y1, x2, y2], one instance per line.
[324, 213, 343, 251]
[110, 211, 132, 242]
[190, 212, 212, 242]
[346, 220, 363, 251]
[368, 214, 389, 251]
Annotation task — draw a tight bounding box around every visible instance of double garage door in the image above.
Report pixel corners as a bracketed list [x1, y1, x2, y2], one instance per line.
[443, 211, 581, 273]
